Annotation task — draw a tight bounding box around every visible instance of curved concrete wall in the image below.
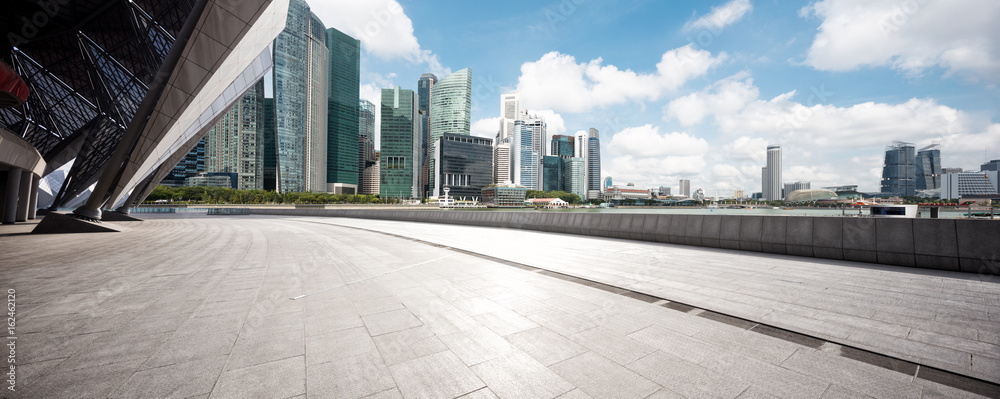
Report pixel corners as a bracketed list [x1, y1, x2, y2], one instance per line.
[249, 209, 1000, 275]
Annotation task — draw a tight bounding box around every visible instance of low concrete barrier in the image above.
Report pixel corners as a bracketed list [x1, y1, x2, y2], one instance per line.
[248, 208, 1000, 275]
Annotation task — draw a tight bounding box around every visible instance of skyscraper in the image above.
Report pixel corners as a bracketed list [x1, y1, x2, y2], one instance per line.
[428, 68, 472, 194]
[576, 128, 602, 200]
[204, 79, 265, 190]
[433, 133, 493, 198]
[563, 157, 586, 199]
[380, 87, 420, 199]
[358, 99, 377, 195]
[418, 73, 437, 197]
[498, 93, 520, 142]
[551, 135, 574, 157]
[915, 144, 941, 191]
[163, 139, 205, 187]
[542, 156, 562, 192]
[679, 179, 691, 197]
[325, 27, 360, 194]
[764, 144, 781, 201]
[881, 141, 916, 197]
[493, 139, 511, 185]
[512, 122, 541, 190]
[273, 0, 328, 193]
[262, 98, 277, 191]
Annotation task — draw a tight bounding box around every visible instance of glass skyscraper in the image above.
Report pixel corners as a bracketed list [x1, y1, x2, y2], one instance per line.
[576, 128, 602, 200]
[358, 99, 376, 195]
[204, 79, 265, 190]
[551, 135, 574, 157]
[763, 144, 781, 201]
[262, 98, 277, 191]
[433, 133, 493, 199]
[513, 122, 540, 190]
[563, 157, 586, 199]
[326, 27, 360, 192]
[881, 141, 916, 197]
[418, 73, 437, 197]
[380, 87, 419, 199]
[273, 0, 328, 193]
[542, 156, 562, 192]
[915, 144, 941, 191]
[428, 68, 472, 193]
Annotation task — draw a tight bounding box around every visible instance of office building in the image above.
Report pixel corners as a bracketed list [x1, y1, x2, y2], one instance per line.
[361, 151, 380, 196]
[940, 171, 998, 199]
[428, 68, 472, 194]
[493, 139, 511, 184]
[325, 27, 361, 193]
[357, 99, 377, 195]
[542, 156, 563, 192]
[551, 135, 574, 157]
[679, 179, 691, 197]
[576, 128, 602, 200]
[763, 144, 782, 201]
[262, 98, 277, 191]
[782, 181, 810, 198]
[482, 183, 527, 207]
[512, 122, 541, 190]
[604, 177, 613, 190]
[982, 160, 1000, 172]
[204, 79, 265, 190]
[273, 0, 328, 193]
[163, 139, 205, 187]
[433, 133, 493, 199]
[418, 73, 438, 197]
[881, 141, 916, 197]
[498, 93, 521, 142]
[915, 144, 941, 190]
[380, 87, 420, 199]
[563, 157, 586, 199]
[942, 167, 964, 174]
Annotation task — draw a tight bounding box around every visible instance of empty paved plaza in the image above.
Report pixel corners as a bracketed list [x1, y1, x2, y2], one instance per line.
[1, 214, 998, 398]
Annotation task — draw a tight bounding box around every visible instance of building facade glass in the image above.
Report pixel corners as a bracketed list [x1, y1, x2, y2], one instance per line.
[881, 141, 916, 197]
[326, 27, 360, 189]
[915, 145, 941, 190]
[262, 98, 277, 191]
[273, 0, 328, 193]
[563, 157, 586, 199]
[418, 73, 437, 197]
[428, 68, 472, 193]
[433, 133, 493, 199]
[358, 99, 376, 195]
[542, 156, 563, 192]
[513, 122, 540, 190]
[551, 135, 574, 157]
[204, 79, 264, 190]
[764, 144, 781, 201]
[380, 87, 419, 199]
[575, 128, 601, 199]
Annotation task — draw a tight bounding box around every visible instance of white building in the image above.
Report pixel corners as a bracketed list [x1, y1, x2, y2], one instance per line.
[493, 139, 511, 185]
[940, 171, 998, 199]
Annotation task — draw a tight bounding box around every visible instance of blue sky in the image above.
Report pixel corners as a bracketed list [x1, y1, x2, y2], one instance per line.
[310, 0, 1000, 194]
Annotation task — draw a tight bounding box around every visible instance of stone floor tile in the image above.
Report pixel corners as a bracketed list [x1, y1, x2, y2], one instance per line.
[362, 308, 424, 336]
[627, 350, 749, 399]
[550, 352, 660, 399]
[306, 353, 396, 399]
[388, 351, 486, 399]
[142, 330, 238, 370]
[225, 329, 304, 371]
[305, 326, 378, 366]
[372, 325, 449, 366]
[470, 351, 575, 399]
[209, 356, 305, 399]
[111, 354, 227, 398]
[505, 326, 589, 366]
[439, 326, 516, 366]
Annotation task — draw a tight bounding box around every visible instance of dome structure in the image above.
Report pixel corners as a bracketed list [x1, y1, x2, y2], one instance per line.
[785, 189, 838, 203]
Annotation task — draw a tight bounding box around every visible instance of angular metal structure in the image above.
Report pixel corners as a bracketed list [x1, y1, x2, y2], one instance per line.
[0, 0, 289, 224]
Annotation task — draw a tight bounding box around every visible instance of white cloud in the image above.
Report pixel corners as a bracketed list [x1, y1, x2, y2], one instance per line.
[528, 109, 567, 136]
[471, 117, 500, 139]
[311, 1, 451, 76]
[800, 0, 1000, 81]
[515, 45, 726, 113]
[603, 125, 710, 187]
[664, 75, 759, 126]
[684, 0, 753, 32]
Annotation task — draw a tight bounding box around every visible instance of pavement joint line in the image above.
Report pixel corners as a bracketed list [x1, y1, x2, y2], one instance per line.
[287, 217, 1000, 396]
[289, 254, 454, 300]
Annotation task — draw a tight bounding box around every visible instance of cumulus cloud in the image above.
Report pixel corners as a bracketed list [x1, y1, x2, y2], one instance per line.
[664, 75, 759, 126]
[312, 1, 451, 76]
[603, 125, 710, 187]
[471, 117, 500, 139]
[514, 45, 726, 113]
[683, 0, 753, 32]
[800, 0, 1000, 81]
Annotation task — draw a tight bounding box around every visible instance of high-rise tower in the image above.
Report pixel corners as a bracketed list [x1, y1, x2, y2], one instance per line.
[427, 68, 472, 194]
[325, 27, 361, 193]
[418, 73, 438, 197]
[380, 87, 420, 199]
[204, 79, 265, 190]
[273, 0, 328, 193]
[764, 144, 781, 201]
[881, 141, 916, 196]
[915, 144, 941, 191]
[576, 128, 602, 200]
[498, 93, 521, 142]
[358, 99, 377, 195]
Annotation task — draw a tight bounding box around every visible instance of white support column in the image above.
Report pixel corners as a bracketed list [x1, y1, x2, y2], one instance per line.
[15, 170, 31, 222]
[4, 167, 22, 224]
[28, 174, 39, 219]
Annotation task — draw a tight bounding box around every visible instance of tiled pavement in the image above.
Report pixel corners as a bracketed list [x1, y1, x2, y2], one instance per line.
[0, 213, 997, 398]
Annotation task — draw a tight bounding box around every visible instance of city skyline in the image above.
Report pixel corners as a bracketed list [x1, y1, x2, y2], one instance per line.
[304, 0, 1000, 195]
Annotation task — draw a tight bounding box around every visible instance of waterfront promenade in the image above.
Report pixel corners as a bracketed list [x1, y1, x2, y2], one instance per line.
[1, 214, 998, 398]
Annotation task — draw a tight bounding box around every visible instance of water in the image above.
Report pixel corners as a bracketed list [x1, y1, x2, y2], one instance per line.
[448, 206, 985, 219]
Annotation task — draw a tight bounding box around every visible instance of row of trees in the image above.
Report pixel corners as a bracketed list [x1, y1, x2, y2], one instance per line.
[525, 190, 584, 205]
[144, 185, 392, 204]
